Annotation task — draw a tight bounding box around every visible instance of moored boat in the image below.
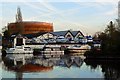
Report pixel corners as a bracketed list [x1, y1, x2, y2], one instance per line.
[34, 46, 64, 58]
[66, 45, 91, 53]
[6, 47, 33, 54]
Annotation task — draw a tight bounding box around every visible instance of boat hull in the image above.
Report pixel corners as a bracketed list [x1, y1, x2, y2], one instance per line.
[67, 45, 91, 53]
[68, 49, 89, 53]
[6, 48, 33, 54]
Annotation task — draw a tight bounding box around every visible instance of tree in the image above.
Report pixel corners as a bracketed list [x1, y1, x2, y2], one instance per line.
[96, 21, 120, 53]
[3, 30, 10, 39]
[104, 21, 116, 37]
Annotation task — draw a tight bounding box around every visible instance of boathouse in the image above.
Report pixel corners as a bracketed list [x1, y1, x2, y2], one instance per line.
[35, 30, 84, 40]
[51, 30, 84, 40]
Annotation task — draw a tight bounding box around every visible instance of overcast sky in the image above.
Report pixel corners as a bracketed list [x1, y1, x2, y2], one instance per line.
[0, 0, 119, 35]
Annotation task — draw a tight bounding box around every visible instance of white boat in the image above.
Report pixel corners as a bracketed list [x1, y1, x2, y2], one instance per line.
[34, 46, 64, 58]
[6, 46, 33, 54]
[5, 46, 33, 65]
[36, 46, 64, 54]
[67, 45, 91, 53]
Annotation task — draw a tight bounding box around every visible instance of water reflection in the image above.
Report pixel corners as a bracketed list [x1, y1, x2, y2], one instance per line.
[85, 59, 120, 80]
[2, 53, 120, 80]
[2, 54, 84, 79]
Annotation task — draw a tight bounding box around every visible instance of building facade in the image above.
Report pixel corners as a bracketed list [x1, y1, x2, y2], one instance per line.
[8, 7, 53, 35]
[8, 22, 53, 35]
[35, 30, 84, 40]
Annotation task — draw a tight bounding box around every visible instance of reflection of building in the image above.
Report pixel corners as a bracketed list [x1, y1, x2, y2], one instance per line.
[15, 64, 53, 72]
[14, 64, 53, 80]
[8, 7, 53, 35]
[3, 55, 84, 79]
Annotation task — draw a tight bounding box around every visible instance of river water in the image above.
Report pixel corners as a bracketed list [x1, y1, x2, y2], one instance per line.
[1, 54, 120, 80]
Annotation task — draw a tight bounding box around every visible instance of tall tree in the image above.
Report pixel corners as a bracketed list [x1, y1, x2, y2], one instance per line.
[97, 21, 120, 53]
[105, 21, 116, 37]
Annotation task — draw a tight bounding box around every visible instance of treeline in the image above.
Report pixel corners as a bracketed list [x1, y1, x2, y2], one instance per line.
[94, 21, 120, 54]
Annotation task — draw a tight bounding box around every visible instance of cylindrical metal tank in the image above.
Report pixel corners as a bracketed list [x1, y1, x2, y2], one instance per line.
[8, 21, 53, 35]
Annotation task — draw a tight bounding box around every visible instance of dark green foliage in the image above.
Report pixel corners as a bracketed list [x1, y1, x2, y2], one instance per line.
[3, 30, 10, 39]
[97, 21, 120, 54]
[2, 29, 12, 48]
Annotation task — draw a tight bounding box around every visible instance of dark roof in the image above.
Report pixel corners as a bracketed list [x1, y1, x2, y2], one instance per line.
[51, 30, 84, 37]
[11, 34, 26, 39]
[51, 31, 68, 36]
[11, 32, 48, 39]
[10, 30, 84, 39]
[11, 33, 24, 39]
[72, 31, 84, 37]
[71, 31, 79, 36]
[23, 32, 47, 39]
